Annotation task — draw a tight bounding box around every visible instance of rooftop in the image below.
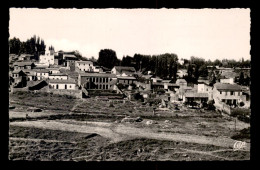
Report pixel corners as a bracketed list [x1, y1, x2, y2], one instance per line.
[214, 83, 242, 91]
[13, 61, 34, 66]
[114, 66, 136, 73]
[49, 73, 68, 76]
[117, 76, 136, 80]
[35, 69, 50, 73]
[79, 72, 117, 78]
[49, 79, 76, 84]
[76, 60, 93, 64]
[64, 54, 77, 58]
[185, 92, 208, 98]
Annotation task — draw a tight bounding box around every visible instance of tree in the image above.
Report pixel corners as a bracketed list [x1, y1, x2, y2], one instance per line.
[239, 72, 245, 85]
[9, 37, 21, 54]
[199, 65, 208, 78]
[97, 49, 119, 69]
[209, 70, 216, 86]
[121, 56, 133, 67]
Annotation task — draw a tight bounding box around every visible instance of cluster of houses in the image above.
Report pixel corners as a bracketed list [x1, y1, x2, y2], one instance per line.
[9, 49, 251, 113]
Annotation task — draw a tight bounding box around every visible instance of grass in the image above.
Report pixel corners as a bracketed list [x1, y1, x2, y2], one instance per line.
[10, 125, 248, 161]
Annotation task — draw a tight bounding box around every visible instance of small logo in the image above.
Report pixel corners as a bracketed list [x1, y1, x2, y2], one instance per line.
[233, 141, 246, 151]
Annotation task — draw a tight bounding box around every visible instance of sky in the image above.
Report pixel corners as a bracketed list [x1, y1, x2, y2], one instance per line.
[9, 8, 251, 61]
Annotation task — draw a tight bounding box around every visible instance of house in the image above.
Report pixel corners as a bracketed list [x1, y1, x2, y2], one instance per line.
[75, 60, 94, 72]
[48, 73, 68, 80]
[22, 69, 37, 81]
[241, 90, 250, 108]
[78, 72, 117, 90]
[213, 83, 242, 106]
[39, 49, 55, 66]
[34, 62, 49, 69]
[178, 86, 194, 100]
[117, 75, 137, 85]
[93, 66, 104, 73]
[152, 82, 179, 91]
[111, 66, 136, 76]
[220, 78, 234, 84]
[183, 92, 209, 104]
[18, 54, 34, 61]
[13, 61, 35, 70]
[47, 67, 60, 74]
[176, 79, 187, 87]
[35, 69, 50, 80]
[63, 54, 78, 68]
[197, 82, 213, 100]
[11, 70, 28, 87]
[49, 79, 76, 90]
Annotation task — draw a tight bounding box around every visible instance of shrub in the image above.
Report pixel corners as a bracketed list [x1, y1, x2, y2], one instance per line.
[231, 127, 250, 140]
[134, 93, 144, 102]
[207, 100, 216, 110]
[239, 101, 245, 107]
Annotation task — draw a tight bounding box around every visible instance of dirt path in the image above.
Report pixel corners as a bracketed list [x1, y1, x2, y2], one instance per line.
[10, 120, 250, 150]
[9, 137, 77, 144]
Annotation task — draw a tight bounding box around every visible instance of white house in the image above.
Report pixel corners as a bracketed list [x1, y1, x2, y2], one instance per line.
[49, 79, 76, 90]
[39, 49, 55, 66]
[48, 73, 68, 80]
[75, 60, 94, 72]
[197, 82, 213, 100]
[111, 66, 136, 76]
[35, 69, 49, 80]
[47, 67, 60, 74]
[220, 78, 234, 84]
[213, 83, 242, 106]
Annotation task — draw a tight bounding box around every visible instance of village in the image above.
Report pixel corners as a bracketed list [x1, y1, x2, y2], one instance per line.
[9, 47, 251, 161]
[8, 8, 251, 161]
[9, 47, 251, 114]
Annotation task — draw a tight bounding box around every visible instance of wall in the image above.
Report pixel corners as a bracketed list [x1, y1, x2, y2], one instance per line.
[76, 61, 93, 72]
[118, 79, 136, 85]
[214, 101, 231, 114]
[213, 87, 241, 103]
[220, 78, 234, 84]
[39, 54, 54, 65]
[49, 75, 68, 80]
[48, 70, 60, 74]
[36, 72, 49, 80]
[80, 76, 115, 90]
[49, 83, 76, 90]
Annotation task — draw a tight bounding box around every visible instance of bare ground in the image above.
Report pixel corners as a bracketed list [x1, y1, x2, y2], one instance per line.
[9, 92, 250, 161]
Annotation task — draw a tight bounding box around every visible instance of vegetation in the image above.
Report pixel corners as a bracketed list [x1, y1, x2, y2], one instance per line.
[97, 49, 120, 69]
[9, 35, 46, 56]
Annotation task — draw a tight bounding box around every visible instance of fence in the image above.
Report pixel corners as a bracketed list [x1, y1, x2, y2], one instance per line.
[214, 100, 231, 115]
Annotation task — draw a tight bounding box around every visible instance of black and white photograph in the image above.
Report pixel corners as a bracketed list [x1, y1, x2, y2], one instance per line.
[8, 8, 251, 161]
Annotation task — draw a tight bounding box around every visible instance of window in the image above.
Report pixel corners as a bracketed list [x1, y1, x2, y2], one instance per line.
[70, 85, 72, 88]
[89, 64, 90, 66]
[231, 91, 234, 95]
[238, 92, 240, 96]
[65, 84, 67, 89]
